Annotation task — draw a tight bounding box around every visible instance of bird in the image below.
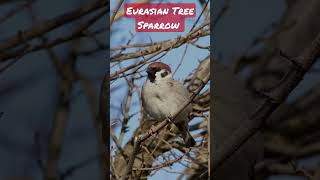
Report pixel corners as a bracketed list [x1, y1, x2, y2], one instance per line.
[141, 62, 196, 147]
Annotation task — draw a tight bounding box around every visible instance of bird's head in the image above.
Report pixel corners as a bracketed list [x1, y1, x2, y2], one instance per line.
[146, 62, 172, 83]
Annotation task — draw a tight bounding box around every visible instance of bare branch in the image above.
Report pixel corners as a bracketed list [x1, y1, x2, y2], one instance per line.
[213, 31, 320, 174]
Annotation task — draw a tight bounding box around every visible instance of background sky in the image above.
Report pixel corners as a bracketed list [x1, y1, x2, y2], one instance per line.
[110, 0, 210, 179]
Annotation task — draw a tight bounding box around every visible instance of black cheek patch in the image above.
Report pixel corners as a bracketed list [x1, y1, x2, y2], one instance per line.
[161, 71, 168, 78]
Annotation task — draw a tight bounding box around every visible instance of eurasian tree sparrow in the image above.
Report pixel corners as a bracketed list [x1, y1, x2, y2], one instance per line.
[141, 62, 196, 147]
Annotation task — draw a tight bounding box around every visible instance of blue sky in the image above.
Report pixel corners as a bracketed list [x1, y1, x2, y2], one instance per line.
[110, 0, 210, 179]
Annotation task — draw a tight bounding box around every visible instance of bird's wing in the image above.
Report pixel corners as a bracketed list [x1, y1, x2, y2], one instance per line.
[169, 80, 190, 98]
[169, 79, 192, 115]
[141, 82, 146, 108]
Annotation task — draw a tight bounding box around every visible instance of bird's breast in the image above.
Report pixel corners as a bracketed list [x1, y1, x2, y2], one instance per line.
[142, 80, 190, 121]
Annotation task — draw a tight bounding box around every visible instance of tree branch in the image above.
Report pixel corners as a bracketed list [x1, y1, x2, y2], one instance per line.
[212, 31, 320, 174]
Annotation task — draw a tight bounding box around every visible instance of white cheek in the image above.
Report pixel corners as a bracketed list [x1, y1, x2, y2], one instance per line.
[155, 71, 162, 79]
[155, 70, 171, 81]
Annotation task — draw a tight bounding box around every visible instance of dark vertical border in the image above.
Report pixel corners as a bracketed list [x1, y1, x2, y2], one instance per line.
[100, 1, 110, 179]
[209, 0, 214, 178]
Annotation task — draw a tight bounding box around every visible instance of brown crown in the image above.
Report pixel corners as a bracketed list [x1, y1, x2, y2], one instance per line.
[147, 62, 171, 73]
[146, 62, 171, 82]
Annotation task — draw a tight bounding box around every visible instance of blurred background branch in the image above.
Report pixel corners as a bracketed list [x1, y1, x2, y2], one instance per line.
[0, 0, 108, 180]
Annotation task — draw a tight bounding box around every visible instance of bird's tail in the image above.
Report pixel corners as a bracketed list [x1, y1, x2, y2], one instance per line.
[184, 130, 196, 148]
[175, 121, 196, 148]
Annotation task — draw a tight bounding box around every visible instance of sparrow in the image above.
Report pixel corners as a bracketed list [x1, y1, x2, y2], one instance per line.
[141, 62, 196, 147]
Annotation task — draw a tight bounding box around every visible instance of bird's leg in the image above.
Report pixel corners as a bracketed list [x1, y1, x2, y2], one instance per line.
[167, 114, 174, 124]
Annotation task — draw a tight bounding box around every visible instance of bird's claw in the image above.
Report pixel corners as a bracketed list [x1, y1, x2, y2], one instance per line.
[148, 125, 157, 138]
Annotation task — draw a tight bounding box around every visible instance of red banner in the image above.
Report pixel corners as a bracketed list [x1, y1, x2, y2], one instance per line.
[124, 3, 196, 32]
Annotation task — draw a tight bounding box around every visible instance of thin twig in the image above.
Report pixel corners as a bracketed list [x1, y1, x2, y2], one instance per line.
[0, 0, 107, 52]
[111, 21, 209, 62]
[132, 150, 189, 171]
[110, 0, 124, 26]
[0, 7, 108, 62]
